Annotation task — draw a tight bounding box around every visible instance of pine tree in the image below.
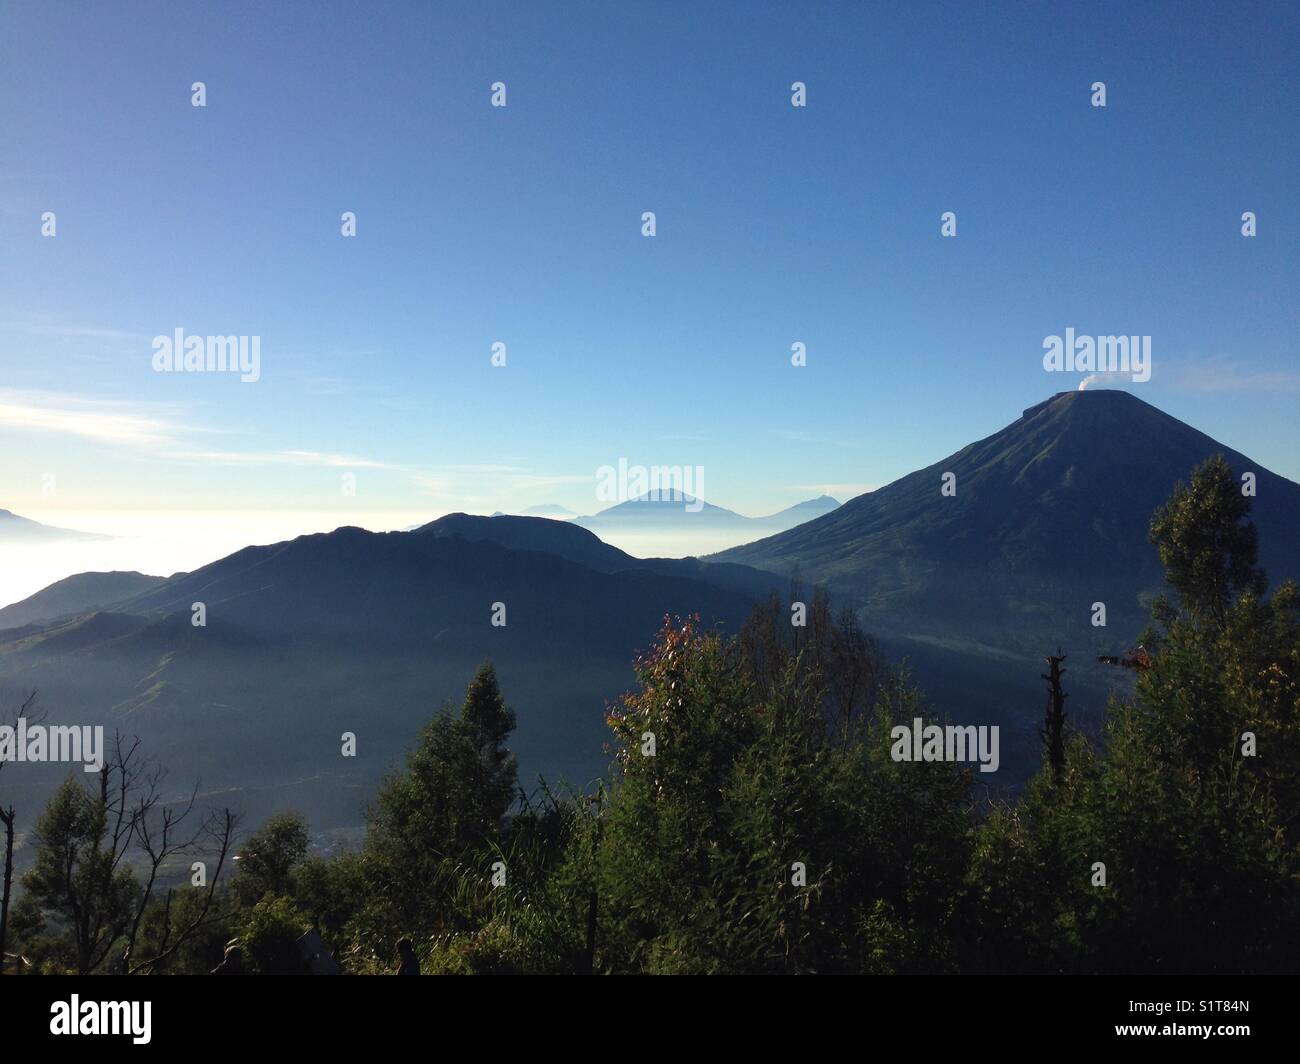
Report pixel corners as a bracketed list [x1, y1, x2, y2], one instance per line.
[359, 661, 519, 946]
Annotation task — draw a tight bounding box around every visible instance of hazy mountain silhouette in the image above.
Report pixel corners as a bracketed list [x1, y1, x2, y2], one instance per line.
[0, 508, 109, 543]
[577, 493, 747, 529]
[575, 492, 840, 536]
[761, 494, 842, 524]
[0, 525, 768, 834]
[0, 571, 166, 630]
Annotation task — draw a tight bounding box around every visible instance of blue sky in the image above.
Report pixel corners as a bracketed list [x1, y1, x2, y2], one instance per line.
[1, 0, 1296, 527]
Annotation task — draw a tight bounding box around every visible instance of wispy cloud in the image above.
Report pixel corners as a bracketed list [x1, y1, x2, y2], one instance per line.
[2, 313, 151, 344]
[0, 389, 604, 514]
[27, 323, 149, 342]
[0, 389, 396, 472]
[411, 466, 589, 499]
[173, 449, 399, 469]
[0, 390, 179, 446]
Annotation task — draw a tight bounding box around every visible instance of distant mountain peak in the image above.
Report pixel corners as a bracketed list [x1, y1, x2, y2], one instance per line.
[626, 490, 706, 505]
[0, 509, 109, 542]
[488, 504, 578, 519]
[588, 491, 735, 516]
[760, 495, 842, 521]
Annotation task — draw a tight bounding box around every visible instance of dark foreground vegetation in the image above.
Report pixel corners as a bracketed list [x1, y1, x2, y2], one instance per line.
[4, 456, 1298, 974]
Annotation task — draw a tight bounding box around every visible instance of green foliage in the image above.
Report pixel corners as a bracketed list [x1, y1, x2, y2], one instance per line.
[971, 456, 1300, 973]
[20, 776, 139, 974]
[591, 612, 970, 973]
[292, 851, 367, 944]
[297, 465, 1299, 974]
[232, 811, 310, 907]
[1149, 453, 1267, 629]
[133, 885, 237, 975]
[354, 661, 520, 955]
[240, 894, 308, 974]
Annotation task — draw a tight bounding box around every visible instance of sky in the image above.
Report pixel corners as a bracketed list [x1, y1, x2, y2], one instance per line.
[0, 0, 1296, 599]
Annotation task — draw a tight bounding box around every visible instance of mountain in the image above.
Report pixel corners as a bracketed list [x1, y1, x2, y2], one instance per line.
[419, 512, 782, 597]
[0, 508, 108, 543]
[420, 513, 635, 571]
[576, 493, 751, 530]
[9, 391, 1292, 835]
[715, 390, 1300, 651]
[577, 493, 839, 531]
[0, 571, 167, 630]
[0, 524, 767, 837]
[573, 493, 842, 559]
[760, 494, 842, 524]
[710, 390, 1300, 784]
[425, 495, 840, 558]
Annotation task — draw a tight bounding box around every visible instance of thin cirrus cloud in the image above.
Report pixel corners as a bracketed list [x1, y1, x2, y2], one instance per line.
[2, 313, 152, 345]
[0, 390, 179, 447]
[172, 449, 398, 469]
[0, 391, 588, 507]
[0, 389, 391, 471]
[410, 467, 591, 500]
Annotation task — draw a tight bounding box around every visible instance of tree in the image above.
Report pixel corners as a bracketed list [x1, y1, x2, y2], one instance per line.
[1040, 650, 1068, 785]
[359, 661, 519, 947]
[1149, 453, 1266, 630]
[20, 774, 139, 974]
[457, 663, 519, 833]
[970, 457, 1300, 973]
[241, 894, 308, 974]
[131, 880, 237, 975]
[232, 811, 310, 907]
[0, 691, 40, 975]
[117, 775, 238, 975]
[17, 732, 238, 974]
[593, 608, 969, 974]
